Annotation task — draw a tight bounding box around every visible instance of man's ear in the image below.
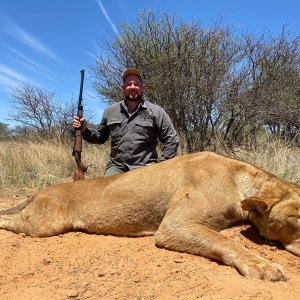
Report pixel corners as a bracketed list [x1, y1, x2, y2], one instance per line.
[241, 197, 270, 215]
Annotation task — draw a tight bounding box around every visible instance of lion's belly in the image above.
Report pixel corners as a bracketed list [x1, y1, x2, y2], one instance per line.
[72, 197, 167, 236]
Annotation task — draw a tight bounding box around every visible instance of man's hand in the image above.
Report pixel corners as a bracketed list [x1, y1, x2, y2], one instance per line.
[73, 116, 87, 132]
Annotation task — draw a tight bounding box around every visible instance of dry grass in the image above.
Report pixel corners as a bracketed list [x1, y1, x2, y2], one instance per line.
[0, 138, 299, 188]
[233, 139, 300, 185]
[0, 139, 109, 188]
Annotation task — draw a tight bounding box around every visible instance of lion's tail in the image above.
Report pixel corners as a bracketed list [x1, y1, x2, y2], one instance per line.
[0, 198, 33, 216]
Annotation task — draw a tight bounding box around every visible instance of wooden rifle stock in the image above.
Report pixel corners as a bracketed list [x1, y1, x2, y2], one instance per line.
[72, 69, 87, 181]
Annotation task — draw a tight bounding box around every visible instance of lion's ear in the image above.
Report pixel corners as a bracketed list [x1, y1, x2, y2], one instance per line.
[241, 197, 270, 215]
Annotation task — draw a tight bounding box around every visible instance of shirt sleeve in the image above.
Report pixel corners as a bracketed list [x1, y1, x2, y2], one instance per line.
[156, 108, 179, 161]
[82, 109, 110, 144]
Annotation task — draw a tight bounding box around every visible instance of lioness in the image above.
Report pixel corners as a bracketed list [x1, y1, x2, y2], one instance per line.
[1, 152, 300, 281]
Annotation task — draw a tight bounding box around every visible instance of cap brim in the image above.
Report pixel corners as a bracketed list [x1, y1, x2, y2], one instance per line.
[122, 68, 142, 81]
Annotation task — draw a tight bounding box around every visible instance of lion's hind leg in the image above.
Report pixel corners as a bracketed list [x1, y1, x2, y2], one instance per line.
[0, 211, 31, 235]
[0, 215, 13, 230]
[0, 197, 73, 237]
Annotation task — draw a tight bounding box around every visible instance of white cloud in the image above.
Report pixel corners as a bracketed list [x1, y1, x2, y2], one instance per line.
[1, 43, 60, 84]
[3, 43, 46, 69]
[85, 90, 98, 99]
[0, 73, 20, 92]
[96, 0, 119, 36]
[0, 73, 18, 85]
[0, 65, 27, 82]
[2, 17, 60, 62]
[84, 50, 98, 61]
[0, 65, 37, 92]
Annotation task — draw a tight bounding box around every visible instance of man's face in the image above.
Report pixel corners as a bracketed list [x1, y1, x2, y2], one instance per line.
[122, 74, 145, 101]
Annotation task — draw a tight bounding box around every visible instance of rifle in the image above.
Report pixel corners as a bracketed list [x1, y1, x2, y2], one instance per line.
[72, 69, 88, 181]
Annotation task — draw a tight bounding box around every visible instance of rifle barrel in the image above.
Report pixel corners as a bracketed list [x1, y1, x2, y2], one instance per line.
[73, 69, 87, 181]
[78, 69, 85, 108]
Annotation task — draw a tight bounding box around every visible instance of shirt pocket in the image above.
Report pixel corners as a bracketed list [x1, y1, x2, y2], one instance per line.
[135, 118, 156, 137]
[107, 120, 122, 138]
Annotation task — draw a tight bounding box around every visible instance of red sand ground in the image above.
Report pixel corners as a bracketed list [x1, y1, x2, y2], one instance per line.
[0, 188, 299, 300]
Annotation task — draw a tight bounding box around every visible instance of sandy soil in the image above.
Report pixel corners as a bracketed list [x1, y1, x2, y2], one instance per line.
[0, 188, 300, 300]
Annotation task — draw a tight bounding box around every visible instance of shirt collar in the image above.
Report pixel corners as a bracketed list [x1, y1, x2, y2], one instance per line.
[140, 98, 147, 109]
[120, 98, 147, 111]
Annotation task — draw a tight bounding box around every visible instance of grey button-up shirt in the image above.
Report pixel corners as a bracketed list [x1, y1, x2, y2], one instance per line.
[83, 99, 179, 170]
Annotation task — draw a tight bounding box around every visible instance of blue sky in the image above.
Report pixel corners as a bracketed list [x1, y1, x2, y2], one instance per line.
[0, 0, 299, 127]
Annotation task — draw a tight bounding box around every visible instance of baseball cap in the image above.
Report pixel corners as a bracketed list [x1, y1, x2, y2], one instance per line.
[122, 68, 143, 82]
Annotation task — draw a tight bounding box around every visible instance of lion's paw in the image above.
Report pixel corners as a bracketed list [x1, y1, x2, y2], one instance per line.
[237, 257, 287, 281]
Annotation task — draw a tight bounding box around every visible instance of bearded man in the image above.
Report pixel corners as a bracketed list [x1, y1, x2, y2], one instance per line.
[73, 68, 179, 176]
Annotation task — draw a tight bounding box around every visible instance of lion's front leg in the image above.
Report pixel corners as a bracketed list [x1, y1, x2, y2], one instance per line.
[155, 215, 287, 281]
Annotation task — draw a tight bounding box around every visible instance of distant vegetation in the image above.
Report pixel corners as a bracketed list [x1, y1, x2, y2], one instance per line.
[92, 10, 300, 152]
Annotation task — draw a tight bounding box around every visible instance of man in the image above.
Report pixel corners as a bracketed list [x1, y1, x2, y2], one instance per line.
[73, 68, 179, 176]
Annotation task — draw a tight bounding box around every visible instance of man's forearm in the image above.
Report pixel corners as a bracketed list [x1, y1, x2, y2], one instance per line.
[82, 127, 108, 144]
[160, 135, 179, 161]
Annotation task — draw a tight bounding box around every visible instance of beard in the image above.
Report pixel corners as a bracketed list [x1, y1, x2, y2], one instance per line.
[125, 93, 143, 102]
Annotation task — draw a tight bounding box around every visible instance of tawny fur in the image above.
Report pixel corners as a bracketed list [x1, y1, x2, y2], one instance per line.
[1, 152, 300, 281]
